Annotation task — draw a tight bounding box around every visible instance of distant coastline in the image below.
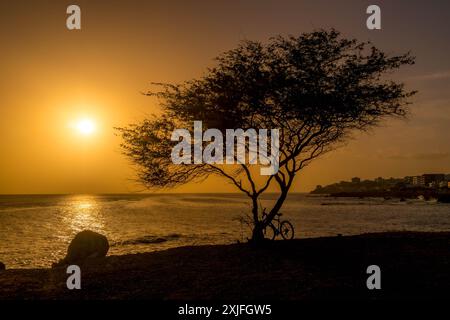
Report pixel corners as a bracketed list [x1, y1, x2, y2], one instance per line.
[311, 173, 450, 202]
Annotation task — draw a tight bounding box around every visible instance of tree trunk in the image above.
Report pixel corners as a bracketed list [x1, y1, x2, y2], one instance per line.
[250, 189, 289, 243]
[250, 174, 293, 243]
[251, 223, 265, 242]
[266, 189, 288, 223]
[250, 195, 264, 242]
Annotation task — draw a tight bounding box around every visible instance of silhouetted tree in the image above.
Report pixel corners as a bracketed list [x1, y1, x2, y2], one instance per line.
[117, 29, 416, 242]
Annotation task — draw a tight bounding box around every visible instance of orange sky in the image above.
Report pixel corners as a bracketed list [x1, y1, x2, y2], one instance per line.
[1, 0, 450, 194]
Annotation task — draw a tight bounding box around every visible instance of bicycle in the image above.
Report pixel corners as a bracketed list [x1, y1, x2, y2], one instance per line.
[261, 209, 295, 240]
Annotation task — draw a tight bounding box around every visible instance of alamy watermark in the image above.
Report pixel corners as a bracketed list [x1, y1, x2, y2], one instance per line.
[66, 265, 81, 289]
[171, 121, 280, 175]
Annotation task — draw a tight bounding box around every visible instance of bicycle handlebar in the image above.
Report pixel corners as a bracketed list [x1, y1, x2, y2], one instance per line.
[262, 211, 283, 218]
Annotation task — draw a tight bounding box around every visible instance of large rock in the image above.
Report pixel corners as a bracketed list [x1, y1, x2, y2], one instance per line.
[57, 230, 109, 266]
[0, 262, 5, 271]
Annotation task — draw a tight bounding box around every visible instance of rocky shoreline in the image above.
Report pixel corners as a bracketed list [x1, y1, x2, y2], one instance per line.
[323, 191, 450, 202]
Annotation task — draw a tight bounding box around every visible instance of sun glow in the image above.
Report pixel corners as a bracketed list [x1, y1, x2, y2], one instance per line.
[75, 118, 96, 135]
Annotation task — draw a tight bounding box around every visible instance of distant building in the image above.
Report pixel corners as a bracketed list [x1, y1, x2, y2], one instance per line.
[412, 174, 445, 186]
[351, 177, 361, 183]
[412, 176, 424, 186]
[403, 176, 413, 185]
[423, 174, 445, 184]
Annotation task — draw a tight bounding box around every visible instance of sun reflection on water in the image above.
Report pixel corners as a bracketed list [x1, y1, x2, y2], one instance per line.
[62, 196, 105, 234]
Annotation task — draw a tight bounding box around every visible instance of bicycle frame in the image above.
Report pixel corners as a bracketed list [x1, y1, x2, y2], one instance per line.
[262, 209, 295, 240]
[262, 212, 283, 237]
[267, 216, 281, 235]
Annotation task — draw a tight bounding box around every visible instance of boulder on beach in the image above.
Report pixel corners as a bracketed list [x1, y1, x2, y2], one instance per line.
[55, 230, 109, 267]
[0, 262, 5, 271]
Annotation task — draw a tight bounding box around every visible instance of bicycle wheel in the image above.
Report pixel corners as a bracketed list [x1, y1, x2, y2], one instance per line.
[280, 221, 294, 240]
[263, 225, 277, 240]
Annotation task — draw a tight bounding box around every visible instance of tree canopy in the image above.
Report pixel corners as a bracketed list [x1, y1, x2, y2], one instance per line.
[117, 29, 416, 241]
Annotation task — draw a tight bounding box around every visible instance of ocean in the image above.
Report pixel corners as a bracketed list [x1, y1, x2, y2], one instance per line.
[0, 193, 449, 268]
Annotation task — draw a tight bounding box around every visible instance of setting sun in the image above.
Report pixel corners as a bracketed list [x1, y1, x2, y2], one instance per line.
[76, 118, 96, 135]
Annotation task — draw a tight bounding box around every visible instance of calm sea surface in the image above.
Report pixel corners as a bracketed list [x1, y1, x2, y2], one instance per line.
[0, 193, 449, 268]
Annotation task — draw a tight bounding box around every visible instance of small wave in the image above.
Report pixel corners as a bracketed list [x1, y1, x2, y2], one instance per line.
[179, 196, 247, 205]
[0, 206, 56, 213]
[112, 233, 182, 246]
[321, 202, 376, 206]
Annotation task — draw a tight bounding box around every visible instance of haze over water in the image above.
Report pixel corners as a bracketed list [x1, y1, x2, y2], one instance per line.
[1, 193, 449, 268]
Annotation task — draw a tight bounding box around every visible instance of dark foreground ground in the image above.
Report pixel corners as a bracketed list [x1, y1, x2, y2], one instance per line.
[0, 232, 449, 300]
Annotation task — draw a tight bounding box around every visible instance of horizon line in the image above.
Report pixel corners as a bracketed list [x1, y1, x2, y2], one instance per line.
[0, 192, 310, 196]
